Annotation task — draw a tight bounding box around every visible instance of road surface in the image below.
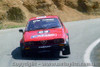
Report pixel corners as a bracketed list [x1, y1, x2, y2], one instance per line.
[0, 18, 100, 67]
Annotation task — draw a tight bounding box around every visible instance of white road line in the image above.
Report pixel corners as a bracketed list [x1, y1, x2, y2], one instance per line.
[84, 38, 100, 67]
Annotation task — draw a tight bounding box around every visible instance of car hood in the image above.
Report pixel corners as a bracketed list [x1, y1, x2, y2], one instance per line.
[24, 28, 65, 42]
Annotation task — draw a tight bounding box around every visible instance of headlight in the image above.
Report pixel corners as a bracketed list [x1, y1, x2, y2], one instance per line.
[54, 39, 60, 43]
[54, 39, 64, 44]
[25, 42, 34, 46]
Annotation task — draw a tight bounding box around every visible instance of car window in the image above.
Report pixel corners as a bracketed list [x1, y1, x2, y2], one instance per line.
[26, 18, 61, 31]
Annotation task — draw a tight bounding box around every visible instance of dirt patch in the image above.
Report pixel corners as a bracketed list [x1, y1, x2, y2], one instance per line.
[23, 0, 54, 15]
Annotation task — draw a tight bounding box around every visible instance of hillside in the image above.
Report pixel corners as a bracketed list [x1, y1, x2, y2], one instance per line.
[0, 0, 100, 29]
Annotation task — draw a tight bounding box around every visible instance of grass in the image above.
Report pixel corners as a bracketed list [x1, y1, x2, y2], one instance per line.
[0, 24, 25, 29]
[0, 24, 3, 30]
[0, 21, 26, 29]
[6, 25, 24, 29]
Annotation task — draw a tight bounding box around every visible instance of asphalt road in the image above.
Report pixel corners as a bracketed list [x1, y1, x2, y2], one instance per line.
[0, 18, 100, 67]
[91, 42, 100, 67]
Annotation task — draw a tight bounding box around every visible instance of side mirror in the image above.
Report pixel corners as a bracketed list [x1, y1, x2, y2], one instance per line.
[19, 29, 23, 33]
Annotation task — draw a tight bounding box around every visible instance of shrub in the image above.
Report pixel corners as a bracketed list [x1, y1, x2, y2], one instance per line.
[52, 0, 63, 10]
[7, 7, 25, 22]
[77, 0, 100, 15]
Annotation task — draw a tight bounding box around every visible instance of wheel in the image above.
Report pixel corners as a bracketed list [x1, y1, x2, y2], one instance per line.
[62, 45, 70, 55]
[20, 43, 27, 57]
[52, 51, 60, 58]
[62, 41, 71, 55]
[21, 50, 27, 57]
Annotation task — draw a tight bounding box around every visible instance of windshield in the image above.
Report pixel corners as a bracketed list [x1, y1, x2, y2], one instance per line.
[26, 18, 61, 31]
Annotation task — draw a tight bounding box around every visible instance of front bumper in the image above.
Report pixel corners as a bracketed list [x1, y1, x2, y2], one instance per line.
[23, 44, 64, 53]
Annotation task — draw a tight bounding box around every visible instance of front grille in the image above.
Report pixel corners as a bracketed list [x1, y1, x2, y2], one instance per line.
[25, 39, 64, 46]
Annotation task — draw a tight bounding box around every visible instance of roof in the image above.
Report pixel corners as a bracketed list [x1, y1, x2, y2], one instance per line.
[29, 15, 59, 21]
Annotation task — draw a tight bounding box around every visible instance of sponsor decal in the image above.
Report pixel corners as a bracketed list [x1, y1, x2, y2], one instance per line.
[36, 16, 46, 19]
[42, 18, 54, 21]
[44, 30, 50, 33]
[31, 34, 57, 38]
[38, 46, 51, 48]
[31, 35, 38, 38]
[33, 20, 40, 23]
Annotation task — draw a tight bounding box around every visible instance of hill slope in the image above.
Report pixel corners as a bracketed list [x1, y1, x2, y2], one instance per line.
[0, 0, 100, 29]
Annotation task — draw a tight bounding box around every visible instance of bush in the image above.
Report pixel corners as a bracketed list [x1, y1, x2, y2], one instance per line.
[52, 0, 63, 10]
[0, 11, 5, 21]
[77, 0, 100, 15]
[7, 7, 25, 22]
[77, 0, 88, 12]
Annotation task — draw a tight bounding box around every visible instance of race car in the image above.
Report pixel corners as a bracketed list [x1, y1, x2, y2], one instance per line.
[19, 16, 70, 57]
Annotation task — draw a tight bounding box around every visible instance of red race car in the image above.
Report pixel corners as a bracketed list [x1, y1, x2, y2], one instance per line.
[19, 16, 70, 57]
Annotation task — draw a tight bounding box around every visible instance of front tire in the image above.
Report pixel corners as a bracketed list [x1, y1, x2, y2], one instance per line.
[20, 43, 27, 57]
[62, 45, 70, 55]
[62, 40, 71, 55]
[21, 50, 27, 57]
[52, 51, 60, 58]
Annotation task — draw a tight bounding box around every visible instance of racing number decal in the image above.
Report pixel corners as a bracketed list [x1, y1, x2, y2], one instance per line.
[38, 30, 50, 34]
